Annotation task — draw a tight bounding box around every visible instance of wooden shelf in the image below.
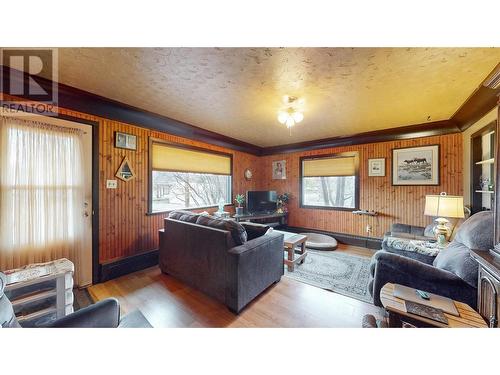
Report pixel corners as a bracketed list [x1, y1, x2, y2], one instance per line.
[11, 290, 57, 308]
[475, 158, 495, 165]
[17, 307, 57, 323]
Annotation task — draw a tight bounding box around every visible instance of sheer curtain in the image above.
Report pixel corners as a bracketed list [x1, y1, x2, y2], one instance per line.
[0, 116, 85, 284]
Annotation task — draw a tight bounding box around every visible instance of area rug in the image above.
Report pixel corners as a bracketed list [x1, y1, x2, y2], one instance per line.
[284, 250, 373, 303]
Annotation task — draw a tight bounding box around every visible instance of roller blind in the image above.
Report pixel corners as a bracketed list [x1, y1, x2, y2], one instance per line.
[151, 142, 231, 175]
[302, 156, 356, 177]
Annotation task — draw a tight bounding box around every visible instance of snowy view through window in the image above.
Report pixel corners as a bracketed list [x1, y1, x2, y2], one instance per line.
[302, 176, 356, 208]
[152, 171, 231, 212]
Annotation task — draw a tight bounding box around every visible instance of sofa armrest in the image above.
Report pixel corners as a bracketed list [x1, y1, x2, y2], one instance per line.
[226, 232, 284, 313]
[45, 298, 120, 328]
[370, 251, 476, 308]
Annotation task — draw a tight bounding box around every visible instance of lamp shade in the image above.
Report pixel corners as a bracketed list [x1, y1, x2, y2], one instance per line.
[424, 194, 465, 218]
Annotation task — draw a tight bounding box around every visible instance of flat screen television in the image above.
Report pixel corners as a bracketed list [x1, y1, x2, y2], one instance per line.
[246, 191, 277, 214]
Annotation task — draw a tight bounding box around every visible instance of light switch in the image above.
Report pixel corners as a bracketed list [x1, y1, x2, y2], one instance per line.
[106, 180, 118, 189]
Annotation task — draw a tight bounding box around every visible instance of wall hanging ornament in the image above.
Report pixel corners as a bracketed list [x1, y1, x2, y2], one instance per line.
[115, 156, 136, 182]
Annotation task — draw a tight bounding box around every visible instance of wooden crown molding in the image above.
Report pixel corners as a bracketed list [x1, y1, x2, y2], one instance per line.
[261, 120, 460, 155]
[451, 63, 500, 132]
[1, 64, 497, 156]
[0, 65, 263, 156]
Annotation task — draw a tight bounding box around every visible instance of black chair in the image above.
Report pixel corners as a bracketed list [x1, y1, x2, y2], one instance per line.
[0, 272, 151, 328]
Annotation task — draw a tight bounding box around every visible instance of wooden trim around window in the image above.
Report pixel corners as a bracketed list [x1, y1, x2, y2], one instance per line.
[147, 137, 234, 215]
[299, 152, 360, 211]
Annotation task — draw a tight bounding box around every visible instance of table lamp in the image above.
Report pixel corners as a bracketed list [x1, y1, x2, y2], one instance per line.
[424, 192, 465, 246]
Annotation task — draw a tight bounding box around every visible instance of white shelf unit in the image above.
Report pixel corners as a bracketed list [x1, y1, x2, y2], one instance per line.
[4, 259, 74, 327]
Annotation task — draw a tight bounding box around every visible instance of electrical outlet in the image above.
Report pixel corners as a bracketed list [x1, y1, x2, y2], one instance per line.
[366, 225, 372, 234]
[106, 180, 117, 189]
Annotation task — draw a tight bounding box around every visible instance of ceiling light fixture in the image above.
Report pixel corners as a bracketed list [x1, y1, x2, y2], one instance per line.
[277, 96, 304, 129]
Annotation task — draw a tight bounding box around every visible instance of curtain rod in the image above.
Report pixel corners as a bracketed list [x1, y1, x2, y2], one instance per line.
[0, 115, 87, 135]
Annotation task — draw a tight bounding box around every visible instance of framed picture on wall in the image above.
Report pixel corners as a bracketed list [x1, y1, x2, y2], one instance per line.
[115, 131, 137, 150]
[272, 160, 286, 180]
[392, 145, 440, 185]
[368, 158, 385, 177]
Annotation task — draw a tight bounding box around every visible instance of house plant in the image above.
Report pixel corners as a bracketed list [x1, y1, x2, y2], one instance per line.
[277, 193, 290, 213]
[235, 194, 245, 215]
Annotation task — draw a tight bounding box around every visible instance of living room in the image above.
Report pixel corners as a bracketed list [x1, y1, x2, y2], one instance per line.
[1, 2, 499, 374]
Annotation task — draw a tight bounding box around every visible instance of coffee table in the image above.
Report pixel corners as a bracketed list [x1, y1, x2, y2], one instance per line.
[274, 231, 308, 272]
[380, 283, 487, 328]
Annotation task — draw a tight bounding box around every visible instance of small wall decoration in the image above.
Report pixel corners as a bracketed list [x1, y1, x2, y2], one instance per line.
[272, 160, 286, 180]
[368, 158, 385, 177]
[115, 156, 136, 182]
[244, 168, 253, 181]
[392, 145, 439, 185]
[115, 131, 137, 150]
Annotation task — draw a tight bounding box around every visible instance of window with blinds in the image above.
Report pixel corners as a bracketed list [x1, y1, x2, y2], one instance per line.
[149, 139, 232, 213]
[300, 153, 359, 210]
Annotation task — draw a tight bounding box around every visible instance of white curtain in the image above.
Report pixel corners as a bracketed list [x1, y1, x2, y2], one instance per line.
[0, 116, 85, 284]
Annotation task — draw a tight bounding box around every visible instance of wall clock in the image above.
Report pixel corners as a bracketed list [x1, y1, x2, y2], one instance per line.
[244, 168, 253, 181]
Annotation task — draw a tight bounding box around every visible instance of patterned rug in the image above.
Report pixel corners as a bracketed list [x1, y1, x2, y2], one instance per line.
[284, 250, 373, 303]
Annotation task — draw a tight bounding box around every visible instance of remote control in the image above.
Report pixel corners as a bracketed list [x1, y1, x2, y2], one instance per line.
[416, 289, 430, 300]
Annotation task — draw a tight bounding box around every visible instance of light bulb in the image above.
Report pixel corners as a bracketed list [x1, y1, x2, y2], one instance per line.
[292, 111, 304, 123]
[277, 111, 288, 124]
[285, 117, 295, 128]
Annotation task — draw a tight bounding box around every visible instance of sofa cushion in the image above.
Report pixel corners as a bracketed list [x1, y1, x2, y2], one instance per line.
[168, 210, 200, 223]
[433, 241, 479, 287]
[196, 215, 247, 245]
[240, 222, 270, 241]
[453, 211, 493, 251]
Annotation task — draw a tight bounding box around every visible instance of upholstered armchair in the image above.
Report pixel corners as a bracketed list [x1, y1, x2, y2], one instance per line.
[1, 272, 151, 328]
[369, 211, 494, 309]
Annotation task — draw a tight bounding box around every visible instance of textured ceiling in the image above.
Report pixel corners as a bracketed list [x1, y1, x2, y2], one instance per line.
[42, 48, 500, 146]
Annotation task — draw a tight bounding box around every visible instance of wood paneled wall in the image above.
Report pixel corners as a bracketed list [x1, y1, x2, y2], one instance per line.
[40, 107, 260, 263]
[0, 93, 464, 263]
[257, 133, 463, 238]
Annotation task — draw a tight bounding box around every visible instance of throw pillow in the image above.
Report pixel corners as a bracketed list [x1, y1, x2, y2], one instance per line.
[240, 222, 270, 240]
[195, 216, 247, 245]
[168, 210, 200, 223]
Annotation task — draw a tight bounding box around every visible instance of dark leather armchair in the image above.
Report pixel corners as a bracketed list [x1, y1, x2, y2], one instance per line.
[1, 272, 151, 328]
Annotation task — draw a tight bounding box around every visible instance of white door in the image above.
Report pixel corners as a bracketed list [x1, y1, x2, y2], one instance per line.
[0, 110, 93, 287]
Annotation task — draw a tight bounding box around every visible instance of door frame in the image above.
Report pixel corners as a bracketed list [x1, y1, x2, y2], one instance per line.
[54, 114, 101, 284]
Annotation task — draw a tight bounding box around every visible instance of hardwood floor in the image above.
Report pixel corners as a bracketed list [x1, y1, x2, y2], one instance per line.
[88, 244, 384, 327]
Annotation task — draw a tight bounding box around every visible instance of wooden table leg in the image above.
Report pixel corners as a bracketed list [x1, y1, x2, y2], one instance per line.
[387, 311, 403, 328]
[287, 247, 294, 272]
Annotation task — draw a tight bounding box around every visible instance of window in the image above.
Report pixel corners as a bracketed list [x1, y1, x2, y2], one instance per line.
[300, 153, 359, 210]
[149, 139, 232, 213]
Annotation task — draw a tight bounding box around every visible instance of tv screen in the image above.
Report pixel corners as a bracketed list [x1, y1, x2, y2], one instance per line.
[247, 191, 277, 213]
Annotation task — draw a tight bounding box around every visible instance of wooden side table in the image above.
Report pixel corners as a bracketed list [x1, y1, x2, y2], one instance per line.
[380, 283, 487, 328]
[283, 234, 308, 272]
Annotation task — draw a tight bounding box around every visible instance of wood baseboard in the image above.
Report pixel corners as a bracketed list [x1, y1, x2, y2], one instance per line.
[283, 226, 382, 250]
[99, 249, 159, 282]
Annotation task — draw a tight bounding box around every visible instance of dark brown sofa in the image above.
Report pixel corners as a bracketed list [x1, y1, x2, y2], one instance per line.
[158, 211, 284, 313]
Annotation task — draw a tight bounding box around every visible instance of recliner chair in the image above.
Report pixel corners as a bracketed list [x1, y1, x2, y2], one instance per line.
[0, 272, 151, 328]
[369, 211, 493, 310]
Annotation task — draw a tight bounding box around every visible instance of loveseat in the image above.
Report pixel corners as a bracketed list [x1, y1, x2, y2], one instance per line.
[369, 211, 494, 309]
[382, 222, 437, 263]
[159, 211, 285, 313]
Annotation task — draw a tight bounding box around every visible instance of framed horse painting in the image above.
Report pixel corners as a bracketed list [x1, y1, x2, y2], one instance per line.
[392, 145, 440, 186]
